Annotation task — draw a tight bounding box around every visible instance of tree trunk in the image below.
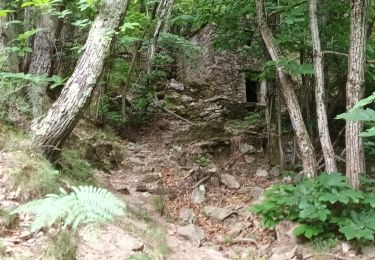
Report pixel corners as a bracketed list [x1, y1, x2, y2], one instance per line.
[309, 0, 337, 173]
[27, 13, 59, 118]
[30, 0, 130, 159]
[147, 0, 175, 73]
[346, 0, 368, 189]
[256, 0, 317, 177]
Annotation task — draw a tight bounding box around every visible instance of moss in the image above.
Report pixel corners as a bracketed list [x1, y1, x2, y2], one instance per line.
[42, 230, 76, 260]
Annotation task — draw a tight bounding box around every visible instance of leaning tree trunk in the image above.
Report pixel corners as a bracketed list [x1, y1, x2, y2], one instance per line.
[346, 0, 368, 189]
[147, 0, 175, 74]
[30, 0, 130, 159]
[309, 0, 337, 173]
[27, 13, 60, 118]
[256, 0, 317, 177]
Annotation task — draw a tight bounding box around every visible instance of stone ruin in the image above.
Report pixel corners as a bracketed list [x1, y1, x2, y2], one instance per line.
[160, 24, 266, 122]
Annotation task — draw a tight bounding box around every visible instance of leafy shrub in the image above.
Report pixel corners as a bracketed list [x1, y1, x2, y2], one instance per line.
[12, 186, 126, 232]
[251, 173, 375, 241]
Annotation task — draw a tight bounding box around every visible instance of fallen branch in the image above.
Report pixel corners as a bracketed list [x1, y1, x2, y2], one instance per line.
[191, 175, 211, 189]
[304, 253, 353, 260]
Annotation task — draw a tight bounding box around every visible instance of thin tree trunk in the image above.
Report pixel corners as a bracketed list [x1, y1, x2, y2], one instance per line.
[27, 13, 59, 118]
[147, 0, 175, 74]
[346, 0, 368, 189]
[256, 0, 317, 177]
[30, 0, 130, 159]
[309, 0, 337, 173]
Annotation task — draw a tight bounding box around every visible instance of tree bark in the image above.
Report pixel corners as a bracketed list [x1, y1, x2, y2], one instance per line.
[27, 13, 59, 118]
[30, 0, 130, 159]
[346, 0, 368, 189]
[147, 0, 175, 73]
[309, 0, 337, 173]
[256, 0, 317, 177]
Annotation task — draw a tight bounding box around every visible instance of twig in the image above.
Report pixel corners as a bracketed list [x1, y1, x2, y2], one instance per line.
[191, 175, 211, 189]
[155, 101, 197, 126]
[234, 238, 260, 248]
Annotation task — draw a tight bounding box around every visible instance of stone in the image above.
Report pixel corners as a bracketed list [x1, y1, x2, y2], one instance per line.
[241, 186, 265, 201]
[270, 166, 281, 177]
[256, 169, 268, 177]
[179, 208, 196, 224]
[240, 144, 256, 155]
[128, 156, 144, 165]
[177, 224, 205, 247]
[342, 242, 351, 254]
[76, 224, 144, 260]
[167, 79, 185, 91]
[275, 221, 300, 244]
[220, 174, 240, 189]
[228, 222, 251, 237]
[244, 155, 255, 164]
[192, 185, 205, 204]
[203, 206, 235, 222]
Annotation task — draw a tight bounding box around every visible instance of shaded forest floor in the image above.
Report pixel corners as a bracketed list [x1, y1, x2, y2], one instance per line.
[1, 113, 374, 259]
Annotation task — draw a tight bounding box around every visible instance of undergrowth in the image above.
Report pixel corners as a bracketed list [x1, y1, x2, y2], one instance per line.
[42, 230, 76, 260]
[251, 173, 375, 242]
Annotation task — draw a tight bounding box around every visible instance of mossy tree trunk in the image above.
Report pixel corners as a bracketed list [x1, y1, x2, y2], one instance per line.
[30, 0, 130, 159]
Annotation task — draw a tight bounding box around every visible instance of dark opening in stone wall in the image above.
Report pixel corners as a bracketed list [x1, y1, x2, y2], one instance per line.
[246, 79, 258, 103]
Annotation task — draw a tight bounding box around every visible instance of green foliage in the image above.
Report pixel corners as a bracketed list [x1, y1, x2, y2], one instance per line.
[153, 196, 166, 216]
[59, 149, 95, 185]
[128, 253, 152, 260]
[0, 130, 59, 201]
[195, 155, 211, 167]
[251, 173, 375, 241]
[337, 92, 375, 137]
[43, 230, 76, 260]
[11, 186, 126, 232]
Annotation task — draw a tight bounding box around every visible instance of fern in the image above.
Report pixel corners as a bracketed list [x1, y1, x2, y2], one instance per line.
[11, 186, 126, 232]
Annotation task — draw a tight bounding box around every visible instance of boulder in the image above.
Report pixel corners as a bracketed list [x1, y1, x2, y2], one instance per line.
[228, 222, 251, 237]
[244, 155, 255, 164]
[220, 174, 240, 189]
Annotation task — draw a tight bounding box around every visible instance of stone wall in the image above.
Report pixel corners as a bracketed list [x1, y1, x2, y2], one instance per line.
[177, 25, 247, 103]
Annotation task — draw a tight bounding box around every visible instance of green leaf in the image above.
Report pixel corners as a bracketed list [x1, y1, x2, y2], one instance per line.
[293, 224, 323, 239]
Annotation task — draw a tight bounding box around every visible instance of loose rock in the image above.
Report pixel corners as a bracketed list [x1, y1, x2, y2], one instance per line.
[220, 174, 240, 189]
[255, 169, 268, 177]
[240, 144, 256, 155]
[179, 208, 196, 224]
[177, 224, 205, 247]
[228, 222, 251, 237]
[192, 185, 205, 204]
[203, 206, 235, 222]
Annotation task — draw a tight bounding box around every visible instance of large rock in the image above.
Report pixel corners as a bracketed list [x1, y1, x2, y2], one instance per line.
[76, 224, 144, 260]
[203, 206, 235, 222]
[220, 174, 240, 189]
[177, 224, 205, 247]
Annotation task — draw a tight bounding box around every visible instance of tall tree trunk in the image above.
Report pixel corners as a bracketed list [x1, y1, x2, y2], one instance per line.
[30, 0, 130, 159]
[346, 0, 368, 189]
[147, 0, 175, 73]
[27, 13, 59, 118]
[309, 0, 337, 173]
[256, 0, 317, 177]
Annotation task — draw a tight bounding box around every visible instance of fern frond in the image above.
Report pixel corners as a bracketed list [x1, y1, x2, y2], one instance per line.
[11, 185, 126, 232]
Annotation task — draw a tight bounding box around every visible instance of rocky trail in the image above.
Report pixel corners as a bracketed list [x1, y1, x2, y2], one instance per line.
[1, 115, 369, 259]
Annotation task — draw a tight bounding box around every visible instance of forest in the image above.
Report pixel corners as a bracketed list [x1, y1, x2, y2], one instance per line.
[1, 0, 375, 259]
